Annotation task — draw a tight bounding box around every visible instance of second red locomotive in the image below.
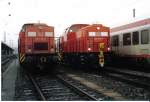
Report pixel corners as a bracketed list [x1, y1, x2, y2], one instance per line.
[18, 23, 56, 69]
[59, 24, 111, 68]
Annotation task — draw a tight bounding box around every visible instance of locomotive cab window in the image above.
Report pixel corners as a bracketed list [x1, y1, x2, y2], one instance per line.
[45, 32, 53, 37]
[141, 30, 149, 44]
[132, 31, 139, 45]
[112, 35, 119, 46]
[89, 32, 108, 36]
[28, 32, 36, 37]
[89, 32, 96, 36]
[101, 32, 108, 36]
[123, 33, 131, 45]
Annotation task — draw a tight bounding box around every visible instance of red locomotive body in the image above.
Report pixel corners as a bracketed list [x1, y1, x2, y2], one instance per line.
[59, 24, 111, 68]
[18, 23, 56, 69]
[75, 24, 110, 53]
[61, 24, 89, 53]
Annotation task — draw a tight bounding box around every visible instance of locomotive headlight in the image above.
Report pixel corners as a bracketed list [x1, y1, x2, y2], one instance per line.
[88, 48, 91, 51]
[51, 48, 54, 52]
[28, 49, 32, 52]
[107, 47, 110, 51]
[27, 45, 32, 52]
[97, 27, 100, 30]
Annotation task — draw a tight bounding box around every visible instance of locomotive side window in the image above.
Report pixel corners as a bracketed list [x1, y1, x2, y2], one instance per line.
[132, 31, 139, 45]
[141, 30, 149, 44]
[45, 32, 53, 37]
[28, 32, 36, 37]
[123, 33, 131, 45]
[112, 35, 119, 46]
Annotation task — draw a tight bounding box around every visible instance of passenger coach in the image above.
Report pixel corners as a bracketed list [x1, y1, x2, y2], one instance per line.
[110, 18, 150, 69]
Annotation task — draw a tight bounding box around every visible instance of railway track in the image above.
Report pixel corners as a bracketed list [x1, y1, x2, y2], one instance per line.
[83, 66, 150, 90]
[29, 75, 95, 101]
[73, 71, 150, 100]
[15, 71, 40, 101]
[100, 67, 150, 89]
[16, 65, 150, 101]
[58, 74, 115, 100]
[23, 71, 110, 101]
[104, 72, 150, 90]
[105, 67, 150, 78]
[2, 55, 17, 73]
[57, 65, 150, 100]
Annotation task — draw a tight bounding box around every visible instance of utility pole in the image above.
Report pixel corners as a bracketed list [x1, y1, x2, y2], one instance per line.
[4, 31, 6, 42]
[133, 8, 136, 18]
[3, 2, 11, 43]
[8, 2, 11, 16]
[9, 40, 13, 48]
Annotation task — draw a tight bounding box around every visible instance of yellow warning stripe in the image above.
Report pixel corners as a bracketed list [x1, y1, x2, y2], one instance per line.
[58, 53, 61, 58]
[99, 43, 104, 66]
[20, 57, 25, 63]
[58, 53, 63, 59]
[20, 53, 25, 63]
[20, 54, 25, 60]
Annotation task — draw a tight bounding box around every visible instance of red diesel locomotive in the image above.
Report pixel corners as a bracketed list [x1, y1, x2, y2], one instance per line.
[18, 23, 56, 69]
[59, 24, 111, 68]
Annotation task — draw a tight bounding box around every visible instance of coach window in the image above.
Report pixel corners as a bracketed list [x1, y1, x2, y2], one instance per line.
[123, 33, 131, 45]
[141, 30, 149, 44]
[112, 35, 119, 46]
[132, 31, 139, 45]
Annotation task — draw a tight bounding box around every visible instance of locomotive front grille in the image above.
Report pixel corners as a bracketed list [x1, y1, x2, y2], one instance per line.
[34, 42, 48, 50]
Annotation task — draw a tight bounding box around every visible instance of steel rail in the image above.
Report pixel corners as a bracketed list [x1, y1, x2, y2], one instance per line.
[27, 73, 46, 101]
[57, 75, 99, 101]
[105, 72, 150, 90]
[105, 67, 150, 78]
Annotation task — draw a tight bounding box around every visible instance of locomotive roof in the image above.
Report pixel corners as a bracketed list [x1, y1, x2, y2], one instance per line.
[22, 23, 54, 28]
[70, 24, 89, 27]
[66, 24, 89, 32]
[111, 18, 150, 33]
[79, 24, 109, 30]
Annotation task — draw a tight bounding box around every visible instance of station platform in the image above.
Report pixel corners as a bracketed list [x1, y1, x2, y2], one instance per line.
[2, 59, 19, 100]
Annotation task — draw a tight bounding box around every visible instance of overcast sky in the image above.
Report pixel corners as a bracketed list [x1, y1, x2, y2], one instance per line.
[0, 0, 150, 48]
